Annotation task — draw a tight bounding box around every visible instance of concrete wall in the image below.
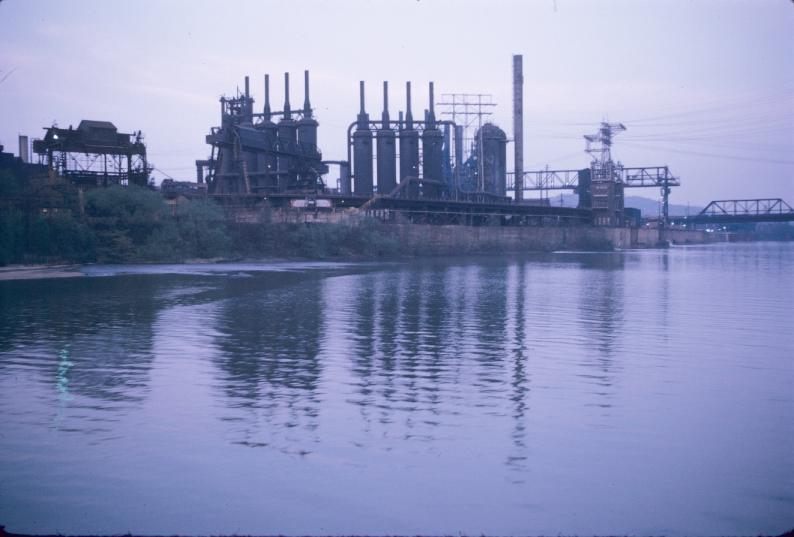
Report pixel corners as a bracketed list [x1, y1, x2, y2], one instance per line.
[634, 228, 710, 247]
[388, 225, 712, 254]
[222, 202, 713, 252]
[392, 225, 613, 255]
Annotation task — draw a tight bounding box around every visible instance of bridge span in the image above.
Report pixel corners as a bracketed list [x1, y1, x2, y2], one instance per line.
[672, 199, 794, 225]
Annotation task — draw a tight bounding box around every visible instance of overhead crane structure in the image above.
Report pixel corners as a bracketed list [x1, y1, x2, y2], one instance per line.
[509, 122, 681, 227]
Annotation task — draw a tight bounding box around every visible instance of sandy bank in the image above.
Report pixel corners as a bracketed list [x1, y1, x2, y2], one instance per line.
[0, 264, 84, 281]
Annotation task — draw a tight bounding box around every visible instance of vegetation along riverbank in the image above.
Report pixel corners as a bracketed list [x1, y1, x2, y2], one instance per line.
[0, 184, 405, 265]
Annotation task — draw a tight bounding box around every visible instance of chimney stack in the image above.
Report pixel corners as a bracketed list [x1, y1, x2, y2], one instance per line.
[513, 54, 524, 202]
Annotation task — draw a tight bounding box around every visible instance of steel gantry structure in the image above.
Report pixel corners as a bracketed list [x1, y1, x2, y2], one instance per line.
[507, 122, 681, 227]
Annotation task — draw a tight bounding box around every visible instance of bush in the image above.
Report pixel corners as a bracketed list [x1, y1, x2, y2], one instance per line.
[3, 183, 404, 264]
[85, 186, 167, 259]
[0, 207, 25, 265]
[174, 198, 230, 258]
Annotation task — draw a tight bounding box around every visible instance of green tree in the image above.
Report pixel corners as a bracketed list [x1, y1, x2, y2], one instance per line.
[174, 198, 229, 258]
[85, 185, 168, 261]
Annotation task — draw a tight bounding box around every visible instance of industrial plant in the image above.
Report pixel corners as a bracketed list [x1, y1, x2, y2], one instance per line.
[4, 54, 792, 244]
[190, 55, 674, 229]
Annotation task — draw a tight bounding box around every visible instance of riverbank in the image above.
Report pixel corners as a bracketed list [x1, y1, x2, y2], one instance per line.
[0, 264, 84, 281]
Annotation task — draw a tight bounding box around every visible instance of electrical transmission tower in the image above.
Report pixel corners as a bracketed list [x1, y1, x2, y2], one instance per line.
[584, 121, 626, 182]
[437, 93, 497, 155]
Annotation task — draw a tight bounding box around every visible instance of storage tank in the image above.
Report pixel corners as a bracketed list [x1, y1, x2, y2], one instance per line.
[476, 123, 507, 196]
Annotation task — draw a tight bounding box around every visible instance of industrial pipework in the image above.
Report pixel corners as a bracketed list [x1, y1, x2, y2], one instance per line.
[348, 80, 464, 200]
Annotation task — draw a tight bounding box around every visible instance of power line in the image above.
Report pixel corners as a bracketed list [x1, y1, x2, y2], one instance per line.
[620, 140, 794, 165]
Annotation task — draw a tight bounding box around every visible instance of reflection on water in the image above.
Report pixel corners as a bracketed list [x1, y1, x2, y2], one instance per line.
[0, 246, 792, 536]
[212, 274, 325, 451]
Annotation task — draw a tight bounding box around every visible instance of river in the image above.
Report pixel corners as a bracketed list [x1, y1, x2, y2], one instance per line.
[0, 243, 792, 536]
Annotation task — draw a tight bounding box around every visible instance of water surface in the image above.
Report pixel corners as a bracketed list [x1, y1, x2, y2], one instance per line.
[1, 243, 792, 535]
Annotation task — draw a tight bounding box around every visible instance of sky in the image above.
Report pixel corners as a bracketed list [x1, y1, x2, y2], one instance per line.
[0, 0, 792, 206]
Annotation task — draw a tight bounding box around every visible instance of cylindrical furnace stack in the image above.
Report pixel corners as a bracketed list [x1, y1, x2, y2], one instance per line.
[352, 81, 373, 196]
[376, 81, 397, 195]
[399, 82, 419, 198]
[277, 72, 298, 190]
[421, 82, 443, 198]
[257, 74, 278, 191]
[297, 70, 319, 187]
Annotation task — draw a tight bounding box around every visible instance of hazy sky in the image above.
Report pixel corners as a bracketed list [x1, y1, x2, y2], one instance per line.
[1, 0, 792, 205]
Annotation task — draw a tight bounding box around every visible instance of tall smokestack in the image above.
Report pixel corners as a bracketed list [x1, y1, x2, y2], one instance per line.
[283, 72, 291, 118]
[303, 70, 312, 117]
[405, 81, 413, 129]
[244, 75, 252, 121]
[513, 54, 524, 202]
[359, 80, 366, 115]
[382, 81, 390, 128]
[263, 74, 271, 120]
[427, 81, 436, 128]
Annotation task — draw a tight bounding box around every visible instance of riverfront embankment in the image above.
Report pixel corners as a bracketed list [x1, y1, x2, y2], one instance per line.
[0, 183, 747, 272]
[0, 225, 715, 281]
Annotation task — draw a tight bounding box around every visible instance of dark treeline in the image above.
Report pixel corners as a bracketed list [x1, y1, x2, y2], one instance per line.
[0, 170, 399, 265]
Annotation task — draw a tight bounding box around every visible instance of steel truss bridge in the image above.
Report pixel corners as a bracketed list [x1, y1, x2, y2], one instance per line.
[673, 199, 794, 225]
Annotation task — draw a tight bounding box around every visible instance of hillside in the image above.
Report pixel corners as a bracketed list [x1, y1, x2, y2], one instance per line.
[541, 193, 702, 217]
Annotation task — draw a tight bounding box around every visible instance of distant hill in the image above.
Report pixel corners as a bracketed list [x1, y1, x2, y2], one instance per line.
[541, 193, 702, 217]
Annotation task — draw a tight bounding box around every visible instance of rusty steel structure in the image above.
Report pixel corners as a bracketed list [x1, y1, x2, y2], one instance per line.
[201, 71, 328, 195]
[185, 55, 701, 229]
[32, 120, 150, 187]
[347, 80, 511, 204]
